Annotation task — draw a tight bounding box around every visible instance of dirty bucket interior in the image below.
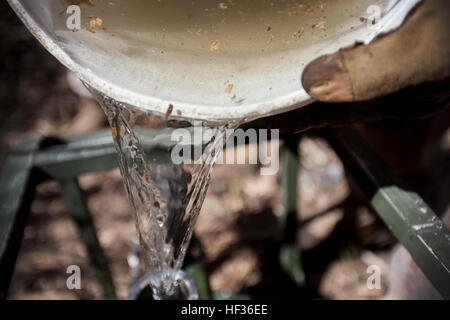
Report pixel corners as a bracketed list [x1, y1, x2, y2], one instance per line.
[9, 0, 419, 124]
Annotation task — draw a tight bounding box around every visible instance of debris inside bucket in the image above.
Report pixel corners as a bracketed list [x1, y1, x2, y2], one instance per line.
[60, 0, 383, 54]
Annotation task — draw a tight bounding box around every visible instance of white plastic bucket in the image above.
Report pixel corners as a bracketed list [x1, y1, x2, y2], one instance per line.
[7, 0, 420, 124]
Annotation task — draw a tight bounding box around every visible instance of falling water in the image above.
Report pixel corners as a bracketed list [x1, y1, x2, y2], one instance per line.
[92, 89, 237, 299]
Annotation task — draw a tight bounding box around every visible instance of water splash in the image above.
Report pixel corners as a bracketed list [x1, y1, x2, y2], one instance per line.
[93, 89, 235, 299]
[128, 270, 199, 300]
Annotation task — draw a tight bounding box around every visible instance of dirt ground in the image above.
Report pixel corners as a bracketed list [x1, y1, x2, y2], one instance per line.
[1, 2, 447, 300]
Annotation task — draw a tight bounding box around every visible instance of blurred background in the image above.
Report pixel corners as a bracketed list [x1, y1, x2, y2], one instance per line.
[1, 1, 448, 300]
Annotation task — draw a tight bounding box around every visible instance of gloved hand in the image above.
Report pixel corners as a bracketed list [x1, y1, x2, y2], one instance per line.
[265, 0, 450, 133]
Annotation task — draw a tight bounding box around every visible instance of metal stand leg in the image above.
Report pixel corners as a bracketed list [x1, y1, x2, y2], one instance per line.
[59, 178, 117, 300]
[0, 138, 47, 299]
[0, 134, 117, 300]
[186, 263, 212, 300]
[279, 135, 305, 287]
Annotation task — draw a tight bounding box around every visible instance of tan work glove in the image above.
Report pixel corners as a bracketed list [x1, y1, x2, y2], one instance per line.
[265, 0, 450, 133]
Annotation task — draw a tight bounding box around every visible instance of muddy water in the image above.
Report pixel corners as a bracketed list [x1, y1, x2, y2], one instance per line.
[58, 0, 395, 54]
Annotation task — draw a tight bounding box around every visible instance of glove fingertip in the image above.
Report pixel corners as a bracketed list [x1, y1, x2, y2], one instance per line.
[301, 52, 354, 103]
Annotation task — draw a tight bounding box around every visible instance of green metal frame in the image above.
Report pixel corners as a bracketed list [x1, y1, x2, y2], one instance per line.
[0, 132, 118, 299]
[326, 127, 450, 299]
[0, 138, 48, 299]
[279, 136, 305, 287]
[1, 127, 449, 299]
[59, 178, 116, 299]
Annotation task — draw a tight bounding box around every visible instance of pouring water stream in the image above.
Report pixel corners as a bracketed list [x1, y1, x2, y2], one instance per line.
[93, 88, 238, 299]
